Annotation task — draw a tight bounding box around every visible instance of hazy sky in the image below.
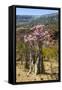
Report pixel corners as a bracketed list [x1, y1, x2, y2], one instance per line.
[16, 8, 58, 15]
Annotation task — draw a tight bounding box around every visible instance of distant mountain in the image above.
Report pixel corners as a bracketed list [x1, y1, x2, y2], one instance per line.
[16, 15, 34, 24]
[29, 13, 58, 25]
[16, 12, 59, 30]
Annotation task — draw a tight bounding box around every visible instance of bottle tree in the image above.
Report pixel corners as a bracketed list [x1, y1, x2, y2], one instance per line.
[24, 24, 51, 74]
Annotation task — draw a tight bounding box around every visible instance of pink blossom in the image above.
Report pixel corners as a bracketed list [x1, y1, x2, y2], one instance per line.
[24, 24, 50, 43]
[33, 30, 39, 36]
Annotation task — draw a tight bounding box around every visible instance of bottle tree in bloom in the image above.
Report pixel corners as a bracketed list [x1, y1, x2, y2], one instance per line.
[31, 25, 46, 74]
[24, 24, 51, 74]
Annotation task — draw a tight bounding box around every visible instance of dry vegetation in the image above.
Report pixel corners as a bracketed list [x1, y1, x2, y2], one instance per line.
[16, 26, 59, 82]
[16, 13, 59, 82]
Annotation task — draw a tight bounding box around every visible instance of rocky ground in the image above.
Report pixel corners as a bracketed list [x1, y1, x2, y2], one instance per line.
[16, 60, 59, 82]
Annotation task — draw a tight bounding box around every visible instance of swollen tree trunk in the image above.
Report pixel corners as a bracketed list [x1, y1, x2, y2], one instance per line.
[37, 41, 45, 74]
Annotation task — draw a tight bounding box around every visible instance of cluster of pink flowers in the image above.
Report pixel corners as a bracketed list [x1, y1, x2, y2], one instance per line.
[24, 24, 51, 43]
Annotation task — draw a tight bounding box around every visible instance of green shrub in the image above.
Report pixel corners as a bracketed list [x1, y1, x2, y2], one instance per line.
[42, 47, 58, 59]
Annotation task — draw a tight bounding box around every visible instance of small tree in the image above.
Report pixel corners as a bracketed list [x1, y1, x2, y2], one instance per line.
[24, 24, 51, 74]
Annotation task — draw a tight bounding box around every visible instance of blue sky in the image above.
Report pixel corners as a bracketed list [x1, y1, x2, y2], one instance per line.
[16, 8, 58, 15]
